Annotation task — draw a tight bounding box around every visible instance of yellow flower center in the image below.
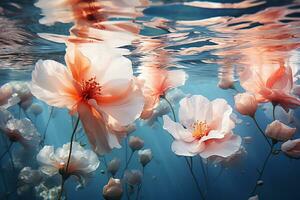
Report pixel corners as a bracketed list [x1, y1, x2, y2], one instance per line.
[192, 121, 210, 140]
[81, 77, 101, 100]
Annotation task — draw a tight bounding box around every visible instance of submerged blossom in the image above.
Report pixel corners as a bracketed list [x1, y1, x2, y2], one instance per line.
[30, 103, 43, 116]
[138, 67, 187, 120]
[107, 158, 121, 177]
[234, 92, 258, 117]
[240, 64, 300, 111]
[102, 178, 123, 200]
[5, 118, 41, 148]
[30, 43, 144, 155]
[124, 170, 143, 186]
[281, 139, 300, 159]
[17, 167, 43, 195]
[128, 136, 144, 151]
[265, 120, 296, 141]
[138, 149, 153, 167]
[163, 95, 241, 159]
[37, 142, 99, 186]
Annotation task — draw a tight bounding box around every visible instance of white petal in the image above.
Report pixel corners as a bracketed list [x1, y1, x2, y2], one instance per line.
[199, 134, 242, 159]
[179, 95, 213, 128]
[162, 115, 194, 142]
[30, 60, 77, 109]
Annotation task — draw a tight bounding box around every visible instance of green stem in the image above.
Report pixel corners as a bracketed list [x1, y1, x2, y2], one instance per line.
[162, 96, 177, 122]
[184, 157, 206, 200]
[41, 106, 54, 146]
[252, 116, 272, 148]
[272, 104, 276, 121]
[200, 158, 209, 193]
[250, 144, 274, 196]
[57, 117, 80, 200]
[0, 142, 13, 161]
[135, 167, 144, 200]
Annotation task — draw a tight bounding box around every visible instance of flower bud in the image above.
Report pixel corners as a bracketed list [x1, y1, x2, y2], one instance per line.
[107, 158, 121, 176]
[103, 178, 123, 200]
[234, 93, 257, 117]
[138, 149, 153, 167]
[265, 120, 296, 141]
[281, 139, 300, 159]
[129, 136, 144, 151]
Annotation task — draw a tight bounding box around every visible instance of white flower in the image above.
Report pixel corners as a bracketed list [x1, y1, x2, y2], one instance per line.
[17, 167, 43, 195]
[37, 142, 100, 186]
[103, 178, 123, 200]
[5, 118, 41, 148]
[163, 95, 241, 159]
[138, 149, 153, 167]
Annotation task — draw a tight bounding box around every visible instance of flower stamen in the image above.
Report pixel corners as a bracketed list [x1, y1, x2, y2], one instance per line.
[192, 121, 210, 140]
[81, 77, 101, 100]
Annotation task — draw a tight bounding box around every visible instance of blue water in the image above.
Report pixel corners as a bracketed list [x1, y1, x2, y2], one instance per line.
[0, 0, 300, 200]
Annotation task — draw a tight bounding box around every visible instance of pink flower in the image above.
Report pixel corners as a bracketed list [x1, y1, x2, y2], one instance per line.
[30, 43, 144, 155]
[163, 95, 241, 159]
[281, 139, 300, 159]
[138, 67, 187, 119]
[265, 120, 296, 141]
[234, 92, 258, 117]
[240, 64, 300, 111]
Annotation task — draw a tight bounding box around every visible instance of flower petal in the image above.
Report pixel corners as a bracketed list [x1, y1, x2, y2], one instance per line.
[162, 115, 194, 142]
[179, 95, 213, 128]
[77, 103, 121, 155]
[30, 60, 78, 109]
[199, 133, 242, 159]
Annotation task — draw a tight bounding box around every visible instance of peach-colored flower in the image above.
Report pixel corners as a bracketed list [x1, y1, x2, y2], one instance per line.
[138, 67, 187, 119]
[30, 43, 144, 155]
[234, 92, 258, 117]
[163, 95, 241, 159]
[240, 63, 300, 111]
[265, 120, 296, 141]
[281, 139, 300, 159]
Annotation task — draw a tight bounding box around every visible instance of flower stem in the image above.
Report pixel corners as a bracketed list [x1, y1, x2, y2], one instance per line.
[251, 116, 272, 148]
[125, 151, 134, 170]
[161, 96, 177, 122]
[200, 158, 209, 193]
[135, 167, 145, 200]
[250, 144, 274, 196]
[184, 157, 206, 200]
[0, 142, 13, 161]
[272, 104, 276, 121]
[41, 106, 54, 146]
[57, 117, 80, 200]
[58, 177, 66, 200]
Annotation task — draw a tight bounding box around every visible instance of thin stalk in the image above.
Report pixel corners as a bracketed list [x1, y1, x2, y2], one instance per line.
[102, 156, 110, 180]
[58, 177, 66, 200]
[161, 96, 176, 122]
[0, 142, 13, 161]
[135, 167, 145, 200]
[184, 157, 205, 200]
[125, 151, 134, 170]
[200, 158, 209, 192]
[272, 104, 276, 121]
[65, 117, 80, 174]
[41, 106, 54, 145]
[251, 116, 272, 147]
[250, 144, 274, 196]
[57, 117, 80, 200]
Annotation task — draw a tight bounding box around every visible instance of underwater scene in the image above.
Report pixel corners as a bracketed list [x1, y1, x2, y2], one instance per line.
[1, 0, 300, 199]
